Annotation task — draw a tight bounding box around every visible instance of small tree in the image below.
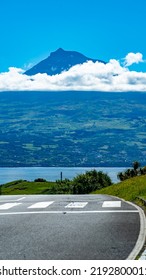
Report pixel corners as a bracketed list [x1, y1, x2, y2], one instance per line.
[117, 172, 125, 181]
[139, 166, 146, 175]
[132, 161, 140, 173]
[72, 170, 112, 194]
[117, 162, 145, 181]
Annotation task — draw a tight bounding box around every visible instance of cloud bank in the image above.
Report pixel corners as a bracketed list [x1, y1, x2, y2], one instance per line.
[0, 52, 146, 92]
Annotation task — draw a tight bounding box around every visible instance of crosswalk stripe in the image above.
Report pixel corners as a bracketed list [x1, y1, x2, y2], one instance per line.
[65, 202, 88, 208]
[0, 203, 22, 210]
[0, 200, 123, 210]
[102, 201, 121, 208]
[28, 201, 54, 209]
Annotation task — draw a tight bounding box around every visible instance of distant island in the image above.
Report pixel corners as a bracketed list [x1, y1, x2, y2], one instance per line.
[0, 91, 146, 167]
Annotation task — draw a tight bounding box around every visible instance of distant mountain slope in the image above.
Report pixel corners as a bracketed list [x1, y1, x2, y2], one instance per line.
[24, 48, 105, 76]
[0, 91, 146, 167]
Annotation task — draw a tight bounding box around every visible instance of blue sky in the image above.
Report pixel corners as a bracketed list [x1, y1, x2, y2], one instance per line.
[0, 0, 146, 72]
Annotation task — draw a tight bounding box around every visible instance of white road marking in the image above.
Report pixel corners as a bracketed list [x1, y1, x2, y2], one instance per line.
[0, 197, 26, 203]
[0, 210, 139, 216]
[16, 197, 26, 201]
[102, 201, 121, 208]
[65, 202, 88, 208]
[28, 201, 54, 209]
[0, 203, 22, 210]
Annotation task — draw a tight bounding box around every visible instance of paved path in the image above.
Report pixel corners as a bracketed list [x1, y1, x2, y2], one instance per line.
[0, 194, 143, 260]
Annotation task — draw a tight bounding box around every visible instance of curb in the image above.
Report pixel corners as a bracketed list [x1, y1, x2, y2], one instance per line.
[107, 195, 146, 259]
[136, 196, 146, 208]
[126, 201, 146, 260]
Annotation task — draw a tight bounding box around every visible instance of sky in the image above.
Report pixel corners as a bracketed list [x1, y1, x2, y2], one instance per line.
[0, 0, 146, 91]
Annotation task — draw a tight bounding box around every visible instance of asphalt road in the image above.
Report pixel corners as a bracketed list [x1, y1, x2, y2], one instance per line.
[0, 194, 143, 260]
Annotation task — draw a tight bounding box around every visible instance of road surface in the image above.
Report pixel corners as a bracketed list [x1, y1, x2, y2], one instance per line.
[0, 194, 143, 260]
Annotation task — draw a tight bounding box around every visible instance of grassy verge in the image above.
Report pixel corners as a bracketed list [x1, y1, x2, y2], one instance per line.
[0, 180, 71, 195]
[92, 175, 146, 200]
[92, 174, 146, 212]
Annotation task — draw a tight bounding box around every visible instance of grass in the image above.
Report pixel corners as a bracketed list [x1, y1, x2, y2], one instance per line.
[0, 180, 58, 195]
[92, 175, 146, 202]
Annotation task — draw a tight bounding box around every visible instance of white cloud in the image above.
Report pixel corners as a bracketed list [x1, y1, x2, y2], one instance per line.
[0, 52, 146, 92]
[124, 52, 144, 66]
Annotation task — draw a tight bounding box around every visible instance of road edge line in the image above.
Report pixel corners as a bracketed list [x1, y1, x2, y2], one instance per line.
[104, 195, 146, 260]
[126, 201, 146, 260]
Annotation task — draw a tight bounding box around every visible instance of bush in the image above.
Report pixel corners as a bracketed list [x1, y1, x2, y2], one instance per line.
[55, 178, 72, 194]
[117, 162, 146, 181]
[72, 169, 112, 194]
[34, 178, 47, 182]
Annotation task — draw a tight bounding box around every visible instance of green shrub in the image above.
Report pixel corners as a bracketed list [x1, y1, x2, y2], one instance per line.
[34, 178, 47, 182]
[72, 169, 112, 194]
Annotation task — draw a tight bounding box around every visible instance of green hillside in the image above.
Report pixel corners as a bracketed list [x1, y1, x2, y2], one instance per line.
[92, 175, 146, 202]
[1, 91, 146, 167]
[0, 180, 68, 195]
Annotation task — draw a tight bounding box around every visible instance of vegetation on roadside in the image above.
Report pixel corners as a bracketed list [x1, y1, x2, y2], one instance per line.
[92, 174, 146, 203]
[72, 170, 112, 194]
[0, 180, 57, 195]
[117, 161, 146, 181]
[0, 169, 112, 195]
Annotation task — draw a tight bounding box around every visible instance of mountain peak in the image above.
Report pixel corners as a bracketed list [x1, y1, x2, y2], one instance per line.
[25, 48, 105, 76]
[50, 48, 65, 56]
[56, 47, 65, 52]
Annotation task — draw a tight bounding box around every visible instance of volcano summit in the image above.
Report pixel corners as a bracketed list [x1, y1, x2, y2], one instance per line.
[25, 48, 105, 76]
